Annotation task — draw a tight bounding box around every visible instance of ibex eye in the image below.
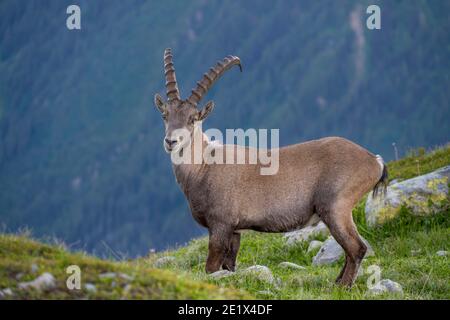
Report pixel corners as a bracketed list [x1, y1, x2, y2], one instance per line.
[162, 113, 168, 121]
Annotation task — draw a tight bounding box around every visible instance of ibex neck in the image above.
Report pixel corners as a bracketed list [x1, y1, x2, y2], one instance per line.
[172, 129, 210, 192]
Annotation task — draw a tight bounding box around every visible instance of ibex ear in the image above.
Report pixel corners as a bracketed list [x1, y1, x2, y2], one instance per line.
[198, 101, 215, 121]
[154, 94, 166, 113]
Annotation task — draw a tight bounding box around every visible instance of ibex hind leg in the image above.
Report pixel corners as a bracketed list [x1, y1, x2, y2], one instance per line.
[321, 203, 367, 287]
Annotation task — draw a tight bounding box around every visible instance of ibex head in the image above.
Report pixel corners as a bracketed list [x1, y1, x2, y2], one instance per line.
[154, 48, 242, 153]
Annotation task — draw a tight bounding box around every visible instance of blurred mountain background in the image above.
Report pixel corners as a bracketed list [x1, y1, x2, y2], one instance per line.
[0, 0, 449, 257]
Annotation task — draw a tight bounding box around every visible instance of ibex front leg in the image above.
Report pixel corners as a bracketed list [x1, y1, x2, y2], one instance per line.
[205, 227, 233, 273]
[222, 232, 241, 271]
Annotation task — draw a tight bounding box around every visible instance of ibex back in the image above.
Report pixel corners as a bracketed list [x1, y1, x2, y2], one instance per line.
[153, 49, 388, 287]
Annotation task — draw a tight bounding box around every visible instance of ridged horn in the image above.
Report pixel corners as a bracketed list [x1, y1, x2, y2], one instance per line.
[164, 48, 180, 102]
[188, 55, 242, 106]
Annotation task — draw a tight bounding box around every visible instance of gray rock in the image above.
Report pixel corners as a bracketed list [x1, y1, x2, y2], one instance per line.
[31, 263, 39, 274]
[19, 272, 56, 291]
[368, 279, 403, 295]
[118, 273, 134, 281]
[312, 236, 374, 266]
[389, 179, 400, 185]
[242, 265, 274, 284]
[368, 282, 387, 295]
[284, 222, 329, 246]
[122, 284, 132, 296]
[257, 290, 273, 296]
[312, 237, 343, 265]
[84, 283, 97, 293]
[436, 250, 447, 256]
[209, 270, 234, 279]
[99, 272, 117, 279]
[0, 288, 13, 298]
[278, 262, 306, 270]
[307, 240, 323, 253]
[154, 256, 176, 268]
[365, 166, 449, 226]
[380, 279, 403, 294]
[98, 272, 133, 281]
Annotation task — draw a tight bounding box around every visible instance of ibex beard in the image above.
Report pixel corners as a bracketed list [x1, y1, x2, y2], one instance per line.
[153, 48, 388, 287]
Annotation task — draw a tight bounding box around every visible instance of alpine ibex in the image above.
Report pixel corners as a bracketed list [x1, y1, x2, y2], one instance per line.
[153, 48, 388, 287]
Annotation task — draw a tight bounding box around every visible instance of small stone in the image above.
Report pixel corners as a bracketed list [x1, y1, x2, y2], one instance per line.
[368, 282, 387, 295]
[368, 279, 403, 295]
[242, 265, 274, 284]
[312, 236, 374, 266]
[312, 237, 343, 266]
[19, 272, 56, 291]
[84, 283, 97, 293]
[99, 272, 117, 279]
[118, 273, 134, 281]
[436, 250, 447, 256]
[0, 288, 13, 298]
[284, 222, 329, 246]
[154, 256, 176, 268]
[210, 270, 234, 279]
[278, 262, 306, 270]
[307, 240, 323, 253]
[31, 263, 39, 274]
[99, 272, 134, 281]
[122, 284, 132, 298]
[380, 279, 403, 294]
[123, 284, 132, 292]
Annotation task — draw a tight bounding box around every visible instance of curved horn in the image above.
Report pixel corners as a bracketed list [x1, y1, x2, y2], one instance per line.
[164, 48, 181, 102]
[188, 55, 242, 106]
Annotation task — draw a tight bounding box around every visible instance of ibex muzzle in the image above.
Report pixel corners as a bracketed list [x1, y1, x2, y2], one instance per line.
[153, 48, 388, 287]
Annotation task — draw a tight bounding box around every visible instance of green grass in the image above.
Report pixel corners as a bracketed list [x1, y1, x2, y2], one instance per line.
[0, 234, 251, 299]
[1, 145, 449, 299]
[146, 208, 449, 299]
[387, 144, 450, 182]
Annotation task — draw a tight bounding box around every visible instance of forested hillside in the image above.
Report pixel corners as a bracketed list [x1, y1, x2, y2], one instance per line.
[0, 0, 449, 256]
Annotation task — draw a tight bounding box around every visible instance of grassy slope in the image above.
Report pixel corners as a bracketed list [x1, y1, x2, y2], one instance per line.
[147, 145, 450, 300]
[0, 145, 448, 300]
[0, 235, 251, 299]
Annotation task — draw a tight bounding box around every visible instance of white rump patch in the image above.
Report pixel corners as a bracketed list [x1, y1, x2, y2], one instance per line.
[375, 154, 384, 173]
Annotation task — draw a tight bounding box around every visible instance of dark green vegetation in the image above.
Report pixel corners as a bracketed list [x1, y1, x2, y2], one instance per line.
[0, 234, 251, 299]
[149, 147, 450, 299]
[0, 1, 449, 255]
